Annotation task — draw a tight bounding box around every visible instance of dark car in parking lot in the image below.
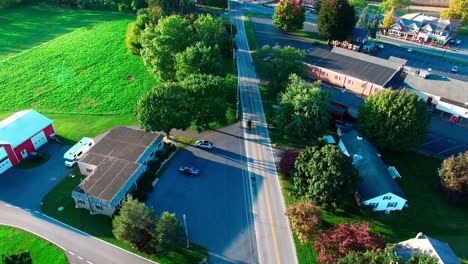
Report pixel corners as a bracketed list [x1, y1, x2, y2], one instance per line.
[178, 165, 200, 176]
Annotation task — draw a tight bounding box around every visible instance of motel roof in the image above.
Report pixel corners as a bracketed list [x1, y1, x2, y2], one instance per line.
[0, 110, 53, 148]
[306, 47, 406, 87]
[405, 73, 468, 109]
[77, 126, 162, 202]
[339, 129, 405, 201]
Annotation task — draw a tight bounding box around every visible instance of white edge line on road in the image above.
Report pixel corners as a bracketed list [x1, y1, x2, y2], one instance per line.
[87, 261, 94, 264]
[0, 222, 67, 251]
[34, 211, 40, 214]
[40, 214, 159, 264]
[69, 251, 75, 256]
[78, 256, 83, 260]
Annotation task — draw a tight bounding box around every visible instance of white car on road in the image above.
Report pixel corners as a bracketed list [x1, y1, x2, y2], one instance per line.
[195, 140, 214, 149]
[451, 66, 458, 73]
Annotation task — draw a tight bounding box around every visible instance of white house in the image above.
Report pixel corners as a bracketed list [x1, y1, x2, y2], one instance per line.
[72, 126, 164, 216]
[395, 233, 461, 264]
[338, 128, 407, 212]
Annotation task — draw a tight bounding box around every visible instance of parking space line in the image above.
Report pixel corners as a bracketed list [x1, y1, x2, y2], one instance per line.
[68, 251, 75, 256]
[77, 256, 83, 260]
[419, 138, 443, 147]
[438, 144, 466, 155]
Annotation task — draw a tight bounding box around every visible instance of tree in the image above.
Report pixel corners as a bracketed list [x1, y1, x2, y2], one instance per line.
[356, 6, 369, 28]
[2, 252, 32, 264]
[314, 223, 386, 264]
[147, 0, 195, 18]
[135, 82, 192, 137]
[293, 145, 359, 209]
[181, 74, 228, 131]
[193, 14, 233, 58]
[126, 9, 150, 55]
[379, 0, 411, 12]
[151, 212, 184, 255]
[286, 200, 322, 243]
[381, 6, 396, 34]
[314, 0, 322, 13]
[279, 149, 300, 178]
[112, 196, 155, 252]
[141, 15, 195, 81]
[368, 11, 380, 38]
[358, 89, 430, 151]
[441, 0, 468, 25]
[406, 253, 439, 264]
[438, 151, 468, 205]
[175, 42, 224, 80]
[255, 45, 306, 94]
[273, 74, 329, 141]
[338, 245, 401, 264]
[348, 0, 367, 9]
[273, 0, 306, 31]
[317, 0, 356, 41]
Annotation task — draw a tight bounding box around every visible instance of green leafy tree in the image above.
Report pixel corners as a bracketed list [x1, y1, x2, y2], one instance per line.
[348, 0, 367, 9]
[406, 253, 439, 264]
[273, 0, 306, 31]
[379, 0, 411, 11]
[175, 42, 224, 80]
[148, 0, 195, 18]
[112, 196, 155, 252]
[273, 74, 329, 141]
[293, 145, 359, 209]
[438, 151, 468, 205]
[140, 15, 195, 81]
[135, 82, 192, 137]
[151, 212, 184, 255]
[441, 0, 468, 25]
[318, 0, 356, 41]
[0, 0, 23, 8]
[314, 0, 322, 13]
[181, 74, 228, 131]
[286, 200, 322, 243]
[126, 9, 150, 55]
[255, 45, 306, 94]
[1, 252, 32, 264]
[356, 6, 369, 28]
[358, 89, 430, 151]
[368, 11, 380, 38]
[338, 245, 401, 264]
[194, 14, 233, 58]
[381, 6, 396, 34]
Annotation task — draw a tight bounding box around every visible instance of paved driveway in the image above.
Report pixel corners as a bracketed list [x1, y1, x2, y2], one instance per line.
[146, 124, 258, 264]
[0, 143, 71, 211]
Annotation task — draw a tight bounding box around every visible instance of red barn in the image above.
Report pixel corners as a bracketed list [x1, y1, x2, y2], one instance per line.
[0, 110, 55, 174]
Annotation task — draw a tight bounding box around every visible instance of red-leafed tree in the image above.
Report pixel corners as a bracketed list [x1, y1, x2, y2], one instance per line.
[314, 223, 385, 264]
[273, 0, 306, 31]
[280, 149, 300, 178]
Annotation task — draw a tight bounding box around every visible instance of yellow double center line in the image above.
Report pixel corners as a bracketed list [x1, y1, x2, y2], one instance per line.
[241, 49, 281, 264]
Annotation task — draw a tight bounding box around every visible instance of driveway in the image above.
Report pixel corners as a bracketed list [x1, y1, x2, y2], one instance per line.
[0, 143, 71, 211]
[146, 124, 258, 264]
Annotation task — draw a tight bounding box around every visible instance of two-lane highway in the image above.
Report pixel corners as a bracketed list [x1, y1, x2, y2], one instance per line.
[230, 3, 298, 264]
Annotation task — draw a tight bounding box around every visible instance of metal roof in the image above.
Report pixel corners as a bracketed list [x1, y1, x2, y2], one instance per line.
[395, 234, 461, 264]
[0, 110, 53, 148]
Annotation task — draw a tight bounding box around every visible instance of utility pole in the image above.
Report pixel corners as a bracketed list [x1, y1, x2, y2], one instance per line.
[183, 214, 190, 248]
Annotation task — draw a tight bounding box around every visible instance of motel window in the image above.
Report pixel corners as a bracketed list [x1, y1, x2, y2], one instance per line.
[77, 199, 85, 205]
[361, 83, 367, 88]
[369, 203, 379, 208]
[311, 68, 315, 73]
[348, 80, 353, 85]
[86, 168, 93, 173]
[95, 205, 104, 210]
[383, 196, 392, 200]
[387, 202, 398, 208]
[158, 142, 163, 149]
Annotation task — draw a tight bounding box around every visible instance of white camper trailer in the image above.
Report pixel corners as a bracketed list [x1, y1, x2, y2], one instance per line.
[64, 137, 94, 167]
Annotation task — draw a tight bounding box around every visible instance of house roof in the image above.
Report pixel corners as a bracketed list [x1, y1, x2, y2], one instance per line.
[77, 126, 162, 202]
[0, 110, 53, 148]
[395, 233, 461, 264]
[404, 73, 468, 109]
[349, 27, 368, 41]
[306, 47, 406, 87]
[339, 129, 405, 201]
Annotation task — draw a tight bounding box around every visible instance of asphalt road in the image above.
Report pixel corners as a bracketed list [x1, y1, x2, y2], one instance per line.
[230, 3, 298, 264]
[145, 125, 258, 264]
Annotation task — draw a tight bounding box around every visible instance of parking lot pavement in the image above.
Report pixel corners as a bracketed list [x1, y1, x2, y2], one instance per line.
[0, 143, 71, 211]
[146, 124, 258, 264]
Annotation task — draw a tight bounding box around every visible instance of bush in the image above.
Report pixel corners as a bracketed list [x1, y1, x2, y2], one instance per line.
[126, 22, 142, 55]
[286, 200, 321, 243]
[198, 0, 227, 8]
[130, 189, 148, 202]
[279, 149, 299, 178]
[0, 0, 23, 8]
[2, 252, 32, 264]
[438, 151, 468, 205]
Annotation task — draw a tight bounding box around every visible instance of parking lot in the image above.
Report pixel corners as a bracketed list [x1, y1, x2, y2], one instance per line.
[0, 143, 71, 210]
[146, 124, 258, 264]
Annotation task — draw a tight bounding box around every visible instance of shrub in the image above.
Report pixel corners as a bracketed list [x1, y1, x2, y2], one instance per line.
[2, 252, 32, 264]
[438, 151, 468, 205]
[279, 149, 299, 178]
[126, 22, 142, 55]
[139, 170, 157, 192]
[130, 189, 148, 202]
[286, 200, 321, 243]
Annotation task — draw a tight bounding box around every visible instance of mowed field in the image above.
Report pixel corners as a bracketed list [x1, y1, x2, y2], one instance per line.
[0, 4, 157, 141]
[0, 225, 68, 264]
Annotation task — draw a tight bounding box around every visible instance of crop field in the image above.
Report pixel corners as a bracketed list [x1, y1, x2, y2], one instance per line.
[0, 4, 157, 141]
[0, 225, 68, 264]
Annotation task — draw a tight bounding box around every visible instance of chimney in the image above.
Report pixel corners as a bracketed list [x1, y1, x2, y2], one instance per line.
[416, 232, 425, 239]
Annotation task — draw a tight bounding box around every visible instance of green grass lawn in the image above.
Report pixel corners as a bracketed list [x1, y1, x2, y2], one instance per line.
[0, 225, 68, 264]
[41, 168, 208, 264]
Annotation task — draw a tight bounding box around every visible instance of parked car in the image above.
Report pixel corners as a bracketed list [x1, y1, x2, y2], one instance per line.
[450, 39, 462, 45]
[28, 152, 42, 161]
[179, 165, 200, 176]
[262, 56, 272, 62]
[407, 48, 413, 52]
[377, 44, 384, 49]
[451, 66, 458, 73]
[306, 47, 314, 53]
[194, 140, 214, 149]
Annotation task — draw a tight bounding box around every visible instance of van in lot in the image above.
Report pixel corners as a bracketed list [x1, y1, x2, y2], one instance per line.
[64, 137, 94, 167]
